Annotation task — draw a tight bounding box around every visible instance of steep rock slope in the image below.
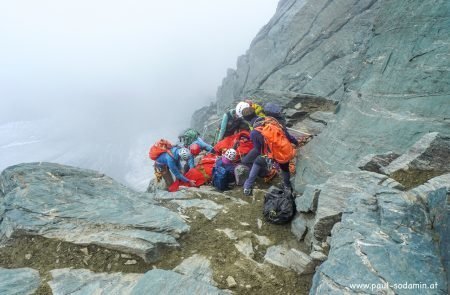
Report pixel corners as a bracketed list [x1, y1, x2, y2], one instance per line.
[215, 0, 450, 187]
[206, 0, 450, 293]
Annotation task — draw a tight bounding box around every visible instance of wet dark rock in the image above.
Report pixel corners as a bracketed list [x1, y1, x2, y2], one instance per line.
[0, 267, 40, 295]
[358, 151, 401, 174]
[381, 133, 450, 188]
[0, 163, 189, 263]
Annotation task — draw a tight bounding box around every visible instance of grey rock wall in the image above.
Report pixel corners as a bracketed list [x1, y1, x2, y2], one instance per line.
[210, 0, 450, 292]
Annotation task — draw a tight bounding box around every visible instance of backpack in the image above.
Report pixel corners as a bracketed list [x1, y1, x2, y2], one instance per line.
[254, 117, 296, 164]
[212, 158, 233, 191]
[263, 102, 282, 118]
[263, 186, 296, 224]
[149, 139, 174, 160]
[212, 166, 229, 191]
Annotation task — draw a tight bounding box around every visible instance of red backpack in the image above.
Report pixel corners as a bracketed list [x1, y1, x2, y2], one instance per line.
[149, 139, 174, 160]
[254, 117, 296, 164]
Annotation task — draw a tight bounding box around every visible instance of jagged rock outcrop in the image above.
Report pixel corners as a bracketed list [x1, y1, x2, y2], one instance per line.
[381, 132, 450, 188]
[310, 173, 449, 294]
[0, 162, 189, 262]
[293, 171, 403, 245]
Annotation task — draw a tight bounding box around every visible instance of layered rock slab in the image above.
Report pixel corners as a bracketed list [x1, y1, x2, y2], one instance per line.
[49, 268, 143, 295]
[0, 267, 41, 295]
[293, 171, 398, 243]
[49, 256, 227, 295]
[0, 163, 189, 262]
[310, 174, 449, 294]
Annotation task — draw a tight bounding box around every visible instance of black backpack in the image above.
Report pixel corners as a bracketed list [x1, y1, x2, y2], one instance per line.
[263, 186, 296, 224]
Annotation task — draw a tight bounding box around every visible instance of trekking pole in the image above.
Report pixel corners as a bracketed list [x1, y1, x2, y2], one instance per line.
[286, 127, 313, 137]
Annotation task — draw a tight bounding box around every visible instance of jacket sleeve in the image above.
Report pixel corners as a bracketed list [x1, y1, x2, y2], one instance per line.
[188, 155, 195, 169]
[194, 138, 213, 152]
[167, 157, 190, 183]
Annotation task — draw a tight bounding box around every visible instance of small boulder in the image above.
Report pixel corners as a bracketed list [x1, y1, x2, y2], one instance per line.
[264, 245, 315, 274]
[226, 276, 237, 288]
[310, 251, 327, 262]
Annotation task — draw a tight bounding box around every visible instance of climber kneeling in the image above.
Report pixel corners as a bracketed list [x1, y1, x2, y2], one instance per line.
[149, 140, 196, 190]
[240, 107, 298, 196]
[212, 148, 238, 191]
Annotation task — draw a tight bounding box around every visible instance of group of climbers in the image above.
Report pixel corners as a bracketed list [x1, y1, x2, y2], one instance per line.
[148, 99, 309, 196]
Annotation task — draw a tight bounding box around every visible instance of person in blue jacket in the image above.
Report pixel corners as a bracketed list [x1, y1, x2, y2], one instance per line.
[212, 148, 237, 191]
[240, 107, 298, 196]
[155, 146, 196, 189]
[192, 137, 214, 153]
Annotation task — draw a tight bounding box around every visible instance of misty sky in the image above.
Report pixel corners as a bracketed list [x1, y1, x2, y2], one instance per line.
[0, 1, 278, 134]
[0, 0, 278, 187]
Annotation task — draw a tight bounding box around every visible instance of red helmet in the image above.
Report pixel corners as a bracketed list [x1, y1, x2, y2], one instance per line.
[189, 143, 201, 156]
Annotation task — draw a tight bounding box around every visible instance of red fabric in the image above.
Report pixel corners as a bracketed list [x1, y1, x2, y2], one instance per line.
[214, 131, 253, 159]
[168, 168, 206, 192]
[197, 153, 217, 176]
[168, 154, 217, 192]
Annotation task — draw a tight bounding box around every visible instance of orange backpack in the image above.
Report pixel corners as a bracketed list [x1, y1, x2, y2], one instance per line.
[254, 117, 296, 164]
[149, 139, 174, 160]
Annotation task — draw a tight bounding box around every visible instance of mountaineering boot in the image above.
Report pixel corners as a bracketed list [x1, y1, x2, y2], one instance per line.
[243, 187, 253, 196]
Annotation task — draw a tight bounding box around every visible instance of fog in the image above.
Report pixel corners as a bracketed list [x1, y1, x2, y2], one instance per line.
[0, 0, 278, 190]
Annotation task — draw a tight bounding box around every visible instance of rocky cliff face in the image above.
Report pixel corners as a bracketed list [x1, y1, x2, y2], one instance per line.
[214, 0, 450, 187]
[194, 0, 450, 293]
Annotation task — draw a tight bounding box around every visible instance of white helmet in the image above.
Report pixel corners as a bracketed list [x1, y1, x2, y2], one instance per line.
[178, 147, 191, 160]
[235, 102, 250, 118]
[224, 148, 237, 161]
